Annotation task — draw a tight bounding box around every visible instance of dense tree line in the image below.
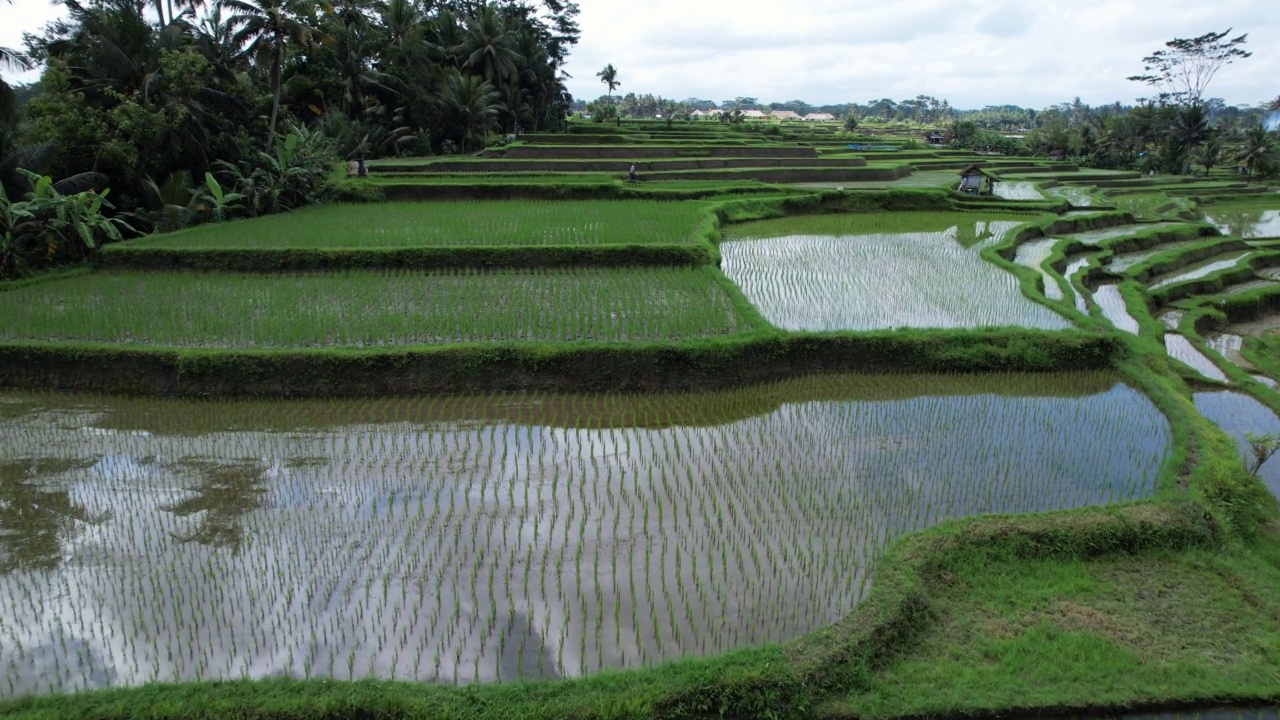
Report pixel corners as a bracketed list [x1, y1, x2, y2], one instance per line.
[1, 0, 580, 212]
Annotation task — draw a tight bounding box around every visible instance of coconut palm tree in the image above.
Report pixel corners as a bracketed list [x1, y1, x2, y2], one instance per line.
[438, 68, 500, 152]
[1236, 122, 1276, 179]
[220, 0, 327, 143]
[454, 3, 521, 86]
[1171, 103, 1210, 173]
[596, 63, 618, 102]
[1190, 135, 1225, 176]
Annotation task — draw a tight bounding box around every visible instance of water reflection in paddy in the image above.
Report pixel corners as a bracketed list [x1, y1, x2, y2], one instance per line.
[0, 373, 1170, 695]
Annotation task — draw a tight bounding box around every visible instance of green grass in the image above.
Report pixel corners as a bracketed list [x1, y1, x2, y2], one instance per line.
[819, 541, 1280, 719]
[361, 173, 617, 185]
[126, 201, 709, 250]
[0, 268, 761, 347]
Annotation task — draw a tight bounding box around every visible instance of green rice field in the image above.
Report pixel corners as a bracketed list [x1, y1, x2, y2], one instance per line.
[720, 213, 1071, 331]
[123, 201, 709, 250]
[0, 372, 1170, 693]
[0, 268, 756, 347]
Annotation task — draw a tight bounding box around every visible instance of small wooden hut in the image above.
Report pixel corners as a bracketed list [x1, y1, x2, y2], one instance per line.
[924, 131, 947, 145]
[957, 164, 996, 195]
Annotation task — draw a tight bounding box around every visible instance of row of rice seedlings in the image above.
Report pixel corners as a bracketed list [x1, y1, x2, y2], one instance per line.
[0, 268, 754, 348]
[720, 223, 1071, 331]
[1147, 252, 1254, 291]
[1044, 185, 1096, 206]
[127, 201, 708, 250]
[0, 378, 1170, 695]
[993, 181, 1045, 201]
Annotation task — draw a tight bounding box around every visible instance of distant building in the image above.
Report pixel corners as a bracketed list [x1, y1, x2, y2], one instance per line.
[803, 113, 836, 122]
[1048, 149, 1068, 161]
[924, 131, 947, 145]
[769, 110, 801, 121]
[741, 110, 768, 121]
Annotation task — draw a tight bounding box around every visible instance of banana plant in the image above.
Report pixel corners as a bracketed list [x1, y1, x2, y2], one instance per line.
[198, 172, 246, 223]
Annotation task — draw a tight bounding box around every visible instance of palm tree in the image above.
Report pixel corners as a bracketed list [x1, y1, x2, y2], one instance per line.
[1171, 103, 1210, 174]
[438, 69, 500, 152]
[596, 63, 618, 102]
[1236, 122, 1276, 179]
[220, 0, 327, 143]
[1190, 136, 1225, 176]
[455, 4, 521, 86]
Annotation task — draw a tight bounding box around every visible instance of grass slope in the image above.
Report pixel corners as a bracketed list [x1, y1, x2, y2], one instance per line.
[125, 200, 709, 250]
[0, 268, 760, 347]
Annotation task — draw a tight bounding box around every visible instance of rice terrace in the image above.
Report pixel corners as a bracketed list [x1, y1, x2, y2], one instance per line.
[0, 3, 1279, 720]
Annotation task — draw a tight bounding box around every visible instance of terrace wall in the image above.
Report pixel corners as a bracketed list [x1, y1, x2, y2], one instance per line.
[0, 331, 1117, 397]
[501, 146, 818, 159]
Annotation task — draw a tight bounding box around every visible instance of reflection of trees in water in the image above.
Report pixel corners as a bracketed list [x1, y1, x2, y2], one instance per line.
[0, 458, 110, 574]
[162, 459, 269, 553]
[1212, 210, 1266, 239]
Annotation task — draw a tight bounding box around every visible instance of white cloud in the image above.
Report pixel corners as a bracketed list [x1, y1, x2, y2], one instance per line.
[563, 0, 1280, 108]
[4, 0, 1276, 109]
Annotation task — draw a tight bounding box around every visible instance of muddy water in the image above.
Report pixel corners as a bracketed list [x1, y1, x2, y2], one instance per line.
[1095, 285, 1140, 334]
[1194, 391, 1280, 499]
[0, 374, 1169, 695]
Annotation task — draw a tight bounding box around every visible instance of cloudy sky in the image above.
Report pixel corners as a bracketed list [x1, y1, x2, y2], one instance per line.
[4, 0, 1276, 109]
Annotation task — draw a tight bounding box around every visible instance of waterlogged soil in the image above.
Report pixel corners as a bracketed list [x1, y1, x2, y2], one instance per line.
[1014, 239, 1063, 301]
[1064, 223, 1185, 246]
[1164, 334, 1228, 383]
[0, 373, 1170, 695]
[1148, 253, 1254, 291]
[1194, 391, 1280, 499]
[721, 222, 1071, 331]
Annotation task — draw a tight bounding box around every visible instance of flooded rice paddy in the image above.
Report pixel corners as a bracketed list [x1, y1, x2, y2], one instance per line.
[721, 220, 1071, 331]
[1106, 240, 1211, 273]
[1206, 209, 1280, 239]
[1013, 239, 1063, 300]
[1148, 253, 1253, 291]
[1164, 335, 1228, 383]
[1064, 223, 1184, 246]
[0, 374, 1170, 695]
[1194, 391, 1280, 499]
[1094, 285, 1139, 334]
[1064, 256, 1091, 312]
[994, 182, 1045, 201]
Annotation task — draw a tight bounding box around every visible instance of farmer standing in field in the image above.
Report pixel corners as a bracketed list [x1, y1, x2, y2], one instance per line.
[628, 164, 637, 183]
